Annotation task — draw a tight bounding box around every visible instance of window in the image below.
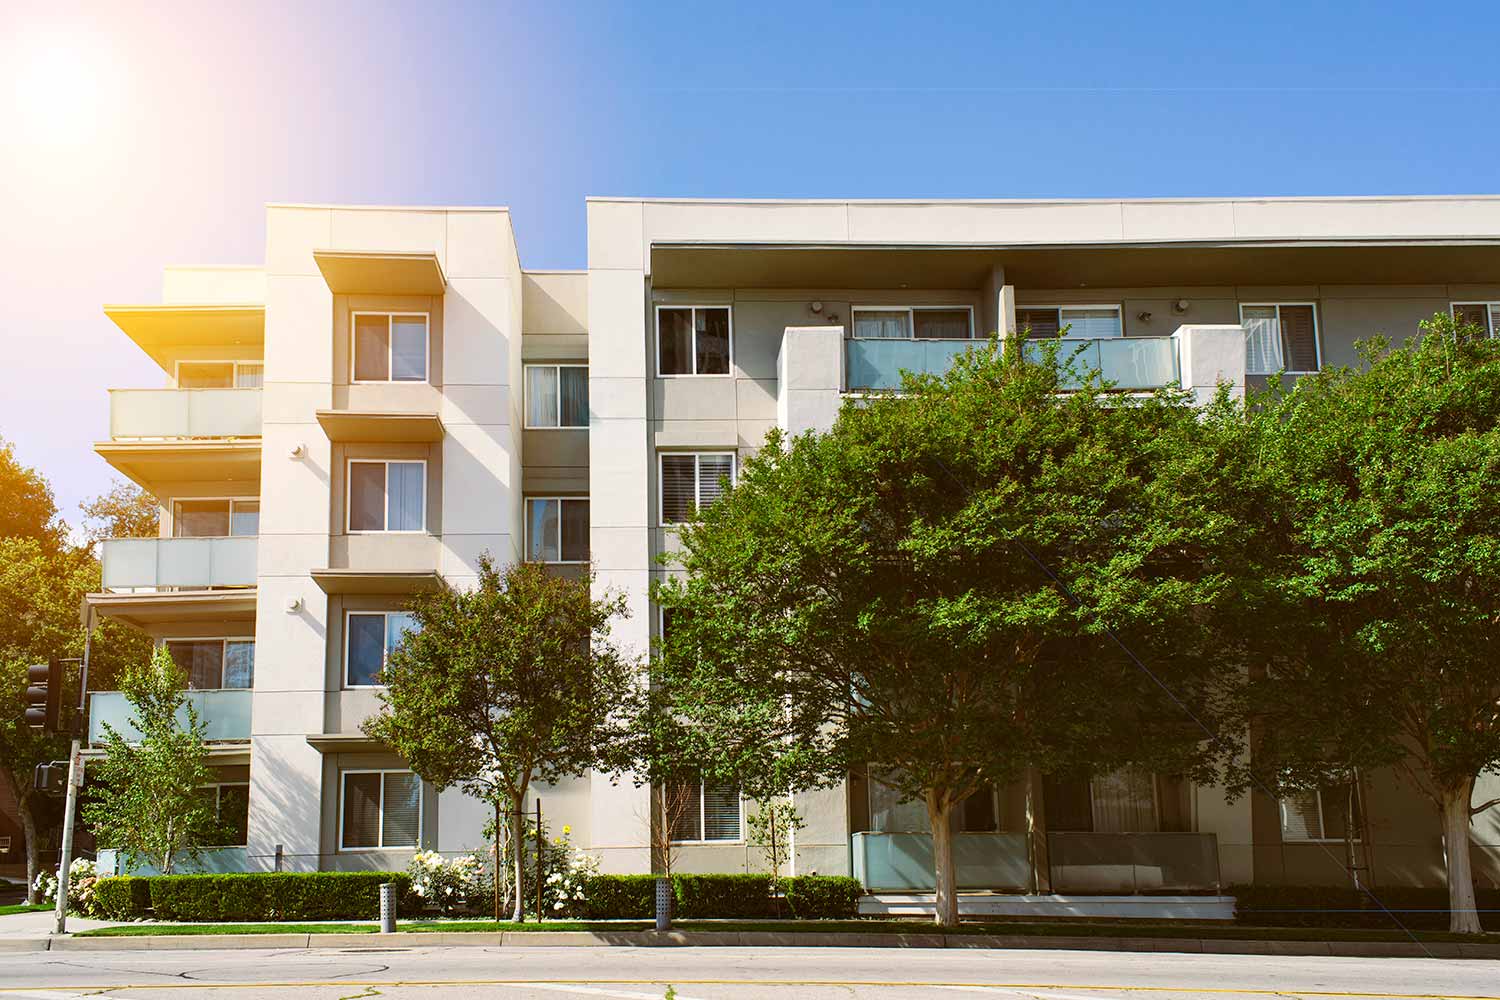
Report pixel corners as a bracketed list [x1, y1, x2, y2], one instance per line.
[656, 306, 731, 376]
[666, 778, 742, 842]
[659, 453, 735, 524]
[1281, 782, 1363, 842]
[165, 638, 255, 690]
[525, 498, 589, 563]
[850, 306, 975, 340]
[345, 611, 419, 687]
[173, 499, 259, 537]
[340, 770, 421, 850]
[352, 312, 429, 383]
[203, 782, 250, 846]
[1017, 305, 1123, 340]
[176, 361, 264, 389]
[1043, 770, 1188, 833]
[1452, 302, 1500, 338]
[1240, 303, 1321, 375]
[524, 364, 589, 428]
[348, 460, 425, 532]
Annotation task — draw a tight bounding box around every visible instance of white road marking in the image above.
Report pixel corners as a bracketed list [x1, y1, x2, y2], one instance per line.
[935, 988, 1126, 1000]
[527, 984, 711, 1000]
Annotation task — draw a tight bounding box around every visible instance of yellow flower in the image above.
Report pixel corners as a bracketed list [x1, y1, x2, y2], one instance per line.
[562, 825, 572, 835]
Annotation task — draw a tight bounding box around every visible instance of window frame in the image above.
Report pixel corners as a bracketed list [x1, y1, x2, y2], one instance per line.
[1279, 784, 1363, 844]
[343, 609, 418, 689]
[173, 360, 265, 389]
[1239, 302, 1323, 376]
[523, 496, 590, 564]
[666, 778, 745, 845]
[338, 768, 423, 852]
[350, 311, 432, 385]
[1450, 302, 1500, 338]
[1015, 304, 1125, 339]
[654, 305, 735, 378]
[171, 496, 260, 538]
[848, 305, 977, 341]
[658, 451, 737, 527]
[162, 636, 256, 691]
[522, 363, 590, 429]
[346, 459, 428, 534]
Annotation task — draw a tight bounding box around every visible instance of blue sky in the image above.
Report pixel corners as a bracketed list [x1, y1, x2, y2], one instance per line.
[3, 0, 1498, 520]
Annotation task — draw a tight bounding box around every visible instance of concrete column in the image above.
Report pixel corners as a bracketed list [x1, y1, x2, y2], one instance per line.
[1173, 324, 1247, 406]
[776, 326, 844, 437]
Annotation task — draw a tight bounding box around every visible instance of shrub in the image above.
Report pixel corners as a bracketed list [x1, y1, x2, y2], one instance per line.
[407, 851, 486, 915]
[1230, 884, 1500, 931]
[576, 874, 659, 920]
[673, 874, 776, 919]
[147, 872, 412, 922]
[779, 875, 862, 919]
[34, 858, 99, 914]
[90, 876, 153, 920]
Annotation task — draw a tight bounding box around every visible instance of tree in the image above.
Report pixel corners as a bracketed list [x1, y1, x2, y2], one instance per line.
[80, 480, 160, 543]
[1238, 312, 1500, 933]
[652, 342, 1249, 926]
[0, 436, 65, 551]
[82, 646, 225, 874]
[362, 556, 638, 922]
[746, 799, 804, 879]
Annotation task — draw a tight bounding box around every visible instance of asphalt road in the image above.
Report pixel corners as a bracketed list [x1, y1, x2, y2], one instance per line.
[1, 945, 1497, 1000]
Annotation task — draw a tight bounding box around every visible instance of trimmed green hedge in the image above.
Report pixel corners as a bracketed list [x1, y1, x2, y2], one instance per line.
[580, 873, 862, 921]
[147, 872, 412, 922]
[674, 874, 776, 918]
[781, 875, 862, 919]
[577, 874, 659, 920]
[1231, 884, 1500, 931]
[90, 876, 153, 920]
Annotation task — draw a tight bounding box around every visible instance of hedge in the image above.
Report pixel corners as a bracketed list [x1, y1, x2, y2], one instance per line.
[1231, 884, 1500, 931]
[91, 876, 153, 920]
[146, 872, 412, 922]
[780, 875, 862, 919]
[576, 874, 659, 920]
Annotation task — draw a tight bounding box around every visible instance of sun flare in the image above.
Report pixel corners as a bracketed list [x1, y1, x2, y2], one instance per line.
[9, 28, 115, 149]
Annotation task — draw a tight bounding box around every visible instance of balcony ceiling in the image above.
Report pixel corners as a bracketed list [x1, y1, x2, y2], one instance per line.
[103, 305, 265, 374]
[307, 733, 390, 754]
[649, 242, 1500, 291]
[310, 568, 446, 595]
[94, 440, 261, 492]
[315, 409, 445, 443]
[313, 250, 447, 296]
[85, 590, 257, 630]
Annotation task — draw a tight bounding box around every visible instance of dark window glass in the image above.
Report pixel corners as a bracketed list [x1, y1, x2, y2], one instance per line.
[560, 499, 590, 562]
[1017, 308, 1062, 339]
[658, 308, 694, 375]
[167, 639, 223, 689]
[218, 784, 250, 845]
[349, 462, 387, 531]
[174, 500, 230, 538]
[341, 772, 382, 849]
[959, 785, 998, 832]
[354, 315, 390, 381]
[666, 781, 702, 842]
[913, 309, 971, 340]
[559, 367, 589, 426]
[695, 308, 731, 374]
[347, 614, 387, 686]
[1279, 305, 1319, 372]
[1042, 774, 1094, 832]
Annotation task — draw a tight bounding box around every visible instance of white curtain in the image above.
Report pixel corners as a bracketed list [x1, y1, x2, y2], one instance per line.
[853, 310, 911, 339]
[1091, 768, 1157, 832]
[526, 366, 559, 427]
[868, 770, 930, 832]
[1061, 307, 1123, 339]
[1242, 306, 1284, 375]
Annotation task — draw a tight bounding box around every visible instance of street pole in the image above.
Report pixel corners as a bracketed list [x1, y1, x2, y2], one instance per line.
[53, 608, 93, 936]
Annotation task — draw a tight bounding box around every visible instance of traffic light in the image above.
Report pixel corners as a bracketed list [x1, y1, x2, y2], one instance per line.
[23, 659, 62, 732]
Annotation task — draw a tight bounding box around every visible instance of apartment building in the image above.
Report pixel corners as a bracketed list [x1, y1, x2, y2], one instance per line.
[86, 196, 1500, 914]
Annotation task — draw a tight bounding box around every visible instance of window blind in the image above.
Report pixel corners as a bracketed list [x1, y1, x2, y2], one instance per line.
[1278, 305, 1319, 372]
[667, 781, 702, 842]
[381, 772, 421, 847]
[696, 455, 733, 508]
[702, 782, 741, 840]
[1017, 308, 1062, 339]
[661, 455, 698, 523]
[1061, 307, 1123, 340]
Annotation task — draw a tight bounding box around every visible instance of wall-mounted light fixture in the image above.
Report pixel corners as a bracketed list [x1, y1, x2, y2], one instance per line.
[289, 443, 305, 459]
[1137, 311, 1153, 324]
[283, 596, 302, 614]
[1172, 298, 1191, 314]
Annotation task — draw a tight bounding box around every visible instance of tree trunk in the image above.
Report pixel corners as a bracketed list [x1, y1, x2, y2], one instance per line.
[1440, 780, 1481, 934]
[1023, 768, 1051, 894]
[493, 796, 502, 924]
[510, 788, 526, 923]
[18, 790, 40, 905]
[926, 789, 959, 929]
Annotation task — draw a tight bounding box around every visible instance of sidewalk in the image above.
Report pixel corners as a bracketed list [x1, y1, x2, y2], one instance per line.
[0, 908, 123, 939]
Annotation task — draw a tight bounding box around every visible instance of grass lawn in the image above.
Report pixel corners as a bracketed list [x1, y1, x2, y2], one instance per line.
[80, 923, 377, 937]
[0, 903, 51, 916]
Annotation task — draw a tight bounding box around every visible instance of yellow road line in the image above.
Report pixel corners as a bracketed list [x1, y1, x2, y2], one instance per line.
[1, 982, 1496, 999]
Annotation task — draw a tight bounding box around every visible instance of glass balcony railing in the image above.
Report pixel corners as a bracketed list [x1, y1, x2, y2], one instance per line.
[845, 339, 981, 392]
[851, 830, 1221, 893]
[1020, 337, 1180, 391]
[108, 388, 262, 439]
[100, 536, 257, 591]
[88, 689, 251, 744]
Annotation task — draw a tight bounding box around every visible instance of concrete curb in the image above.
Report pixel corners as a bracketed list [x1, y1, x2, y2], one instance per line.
[34, 930, 1500, 958]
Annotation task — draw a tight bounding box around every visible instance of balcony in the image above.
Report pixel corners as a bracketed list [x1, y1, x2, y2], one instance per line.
[100, 536, 257, 591]
[845, 339, 981, 392]
[1021, 337, 1180, 391]
[852, 830, 1221, 893]
[108, 388, 261, 440]
[88, 689, 251, 744]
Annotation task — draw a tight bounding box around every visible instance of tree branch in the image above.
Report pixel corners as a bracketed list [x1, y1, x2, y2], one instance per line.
[1470, 795, 1500, 817]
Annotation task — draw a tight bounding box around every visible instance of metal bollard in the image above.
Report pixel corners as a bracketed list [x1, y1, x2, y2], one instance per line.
[379, 882, 396, 933]
[654, 876, 671, 932]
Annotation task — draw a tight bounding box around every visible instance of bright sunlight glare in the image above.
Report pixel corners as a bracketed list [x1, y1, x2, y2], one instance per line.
[8, 27, 116, 150]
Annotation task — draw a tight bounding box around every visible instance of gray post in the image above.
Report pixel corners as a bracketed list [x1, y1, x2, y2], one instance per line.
[53, 614, 93, 936]
[379, 882, 396, 933]
[654, 876, 671, 932]
[274, 844, 284, 872]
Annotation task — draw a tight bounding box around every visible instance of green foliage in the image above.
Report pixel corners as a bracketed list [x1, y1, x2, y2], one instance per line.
[362, 556, 638, 919]
[575, 874, 659, 920]
[90, 875, 153, 920]
[673, 873, 776, 918]
[82, 647, 226, 874]
[649, 339, 1250, 922]
[1230, 884, 1500, 932]
[0, 435, 65, 549]
[144, 872, 413, 922]
[745, 800, 804, 878]
[568, 873, 859, 920]
[79, 479, 160, 543]
[780, 875, 862, 920]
